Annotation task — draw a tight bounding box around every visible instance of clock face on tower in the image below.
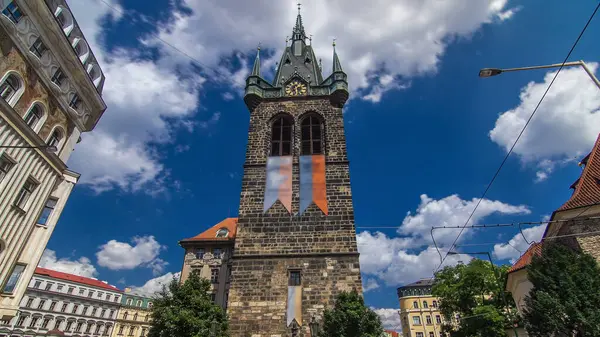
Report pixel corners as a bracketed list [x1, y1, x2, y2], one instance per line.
[285, 80, 308, 96]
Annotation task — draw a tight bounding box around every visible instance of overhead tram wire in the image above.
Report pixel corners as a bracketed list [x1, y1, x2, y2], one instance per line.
[432, 1, 600, 275]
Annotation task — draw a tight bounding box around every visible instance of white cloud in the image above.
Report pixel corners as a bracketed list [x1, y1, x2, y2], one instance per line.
[96, 236, 167, 274]
[493, 224, 547, 262]
[490, 64, 600, 180]
[38, 249, 98, 278]
[497, 6, 522, 21]
[129, 272, 181, 298]
[357, 194, 529, 286]
[372, 308, 402, 332]
[222, 92, 235, 101]
[362, 278, 380, 292]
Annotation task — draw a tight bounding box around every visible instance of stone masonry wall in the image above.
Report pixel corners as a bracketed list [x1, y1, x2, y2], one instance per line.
[228, 97, 362, 336]
[555, 217, 600, 262]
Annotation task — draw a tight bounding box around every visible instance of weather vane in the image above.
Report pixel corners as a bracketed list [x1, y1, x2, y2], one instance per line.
[257, 42, 261, 51]
[333, 38, 337, 48]
[297, 2, 302, 13]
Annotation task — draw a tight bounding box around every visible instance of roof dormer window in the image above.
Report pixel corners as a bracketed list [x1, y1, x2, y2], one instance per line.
[216, 228, 229, 238]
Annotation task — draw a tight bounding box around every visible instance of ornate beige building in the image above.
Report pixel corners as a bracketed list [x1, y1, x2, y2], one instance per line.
[111, 288, 152, 337]
[397, 279, 446, 337]
[0, 0, 106, 321]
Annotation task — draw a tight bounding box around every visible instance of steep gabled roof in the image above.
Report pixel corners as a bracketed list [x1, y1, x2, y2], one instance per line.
[508, 242, 542, 274]
[35, 267, 121, 292]
[179, 217, 238, 243]
[557, 134, 600, 212]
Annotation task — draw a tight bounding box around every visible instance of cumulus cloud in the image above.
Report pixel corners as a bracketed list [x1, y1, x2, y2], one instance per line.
[96, 236, 167, 274]
[362, 278, 380, 292]
[357, 194, 529, 286]
[38, 249, 98, 278]
[372, 308, 402, 332]
[129, 272, 181, 298]
[490, 64, 600, 181]
[493, 224, 547, 262]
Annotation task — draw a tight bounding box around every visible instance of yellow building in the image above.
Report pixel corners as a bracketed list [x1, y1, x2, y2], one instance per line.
[397, 279, 445, 337]
[112, 288, 152, 337]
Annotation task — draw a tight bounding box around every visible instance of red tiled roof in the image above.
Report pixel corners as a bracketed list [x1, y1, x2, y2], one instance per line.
[508, 242, 542, 274]
[35, 267, 121, 292]
[384, 330, 400, 337]
[180, 217, 238, 243]
[557, 134, 600, 211]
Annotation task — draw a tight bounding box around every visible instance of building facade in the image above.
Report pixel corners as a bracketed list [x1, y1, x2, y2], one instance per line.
[0, 267, 121, 337]
[112, 288, 152, 337]
[179, 218, 236, 310]
[0, 0, 106, 321]
[506, 133, 600, 318]
[178, 8, 362, 336]
[397, 279, 445, 337]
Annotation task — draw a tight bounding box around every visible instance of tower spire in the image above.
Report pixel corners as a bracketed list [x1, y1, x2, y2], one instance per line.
[292, 2, 306, 42]
[251, 44, 261, 77]
[332, 39, 343, 72]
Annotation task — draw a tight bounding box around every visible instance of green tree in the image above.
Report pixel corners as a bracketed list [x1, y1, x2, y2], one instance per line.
[148, 272, 228, 337]
[523, 243, 600, 337]
[432, 259, 515, 337]
[319, 290, 384, 337]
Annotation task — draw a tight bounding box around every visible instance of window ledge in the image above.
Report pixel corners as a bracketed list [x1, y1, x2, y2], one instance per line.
[35, 223, 48, 228]
[11, 204, 26, 214]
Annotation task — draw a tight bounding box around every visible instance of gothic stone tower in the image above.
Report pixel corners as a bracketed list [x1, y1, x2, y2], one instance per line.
[227, 9, 362, 337]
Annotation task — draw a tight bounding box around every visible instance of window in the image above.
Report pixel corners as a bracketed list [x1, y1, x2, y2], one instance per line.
[88, 290, 94, 298]
[115, 296, 120, 302]
[141, 328, 147, 337]
[67, 287, 74, 294]
[415, 333, 423, 337]
[432, 300, 437, 308]
[72, 304, 79, 313]
[57, 284, 63, 291]
[1, 1, 22, 23]
[100, 309, 106, 318]
[49, 301, 56, 311]
[79, 288, 84, 295]
[123, 312, 128, 320]
[2, 264, 25, 293]
[148, 302, 153, 309]
[210, 268, 219, 283]
[68, 93, 80, 109]
[289, 270, 301, 286]
[55, 319, 64, 330]
[83, 306, 89, 315]
[0, 74, 21, 104]
[91, 307, 97, 316]
[196, 248, 204, 259]
[144, 314, 149, 322]
[24, 104, 43, 130]
[86, 323, 92, 333]
[423, 300, 428, 308]
[44, 282, 52, 291]
[98, 291, 103, 298]
[213, 247, 222, 258]
[104, 325, 111, 336]
[65, 321, 73, 331]
[14, 178, 37, 209]
[215, 228, 228, 238]
[429, 332, 434, 337]
[412, 316, 421, 325]
[224, 292, 229, 309]
[300, 114, 323, 155]
[51, 68, 66, 86]
[118, 325, 124, 335]
[37, 299, 46, 309]
[109, 309, 115, 318]
[210, 293, 216, 303]
[270, 116, 293, 156]
[29, 37, 47, 58]
[26, 297, 33, 307]
[76, 322, 83, 332]
[0, 154, 15, 183]
[95, 324, 102, 334]
[426, 315, 432, 325]
[106, 294, 111, 301]
[29, 316, 38, 328]
[16, 316, 26, 327]
[136, 300, 142, 307]
[413, 301, 418, 309]
[126, 298, 132, 306]
[133, 313, 138, 321]
[34, 281, 41, 288]
[60, 303, 68, 312]
[42, 318, 51, 329]
[128, 327, 135, 336]
[47, 129, 61, 151]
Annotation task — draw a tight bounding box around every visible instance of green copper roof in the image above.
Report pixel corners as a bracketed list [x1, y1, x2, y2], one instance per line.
[251, 47, 261, 77]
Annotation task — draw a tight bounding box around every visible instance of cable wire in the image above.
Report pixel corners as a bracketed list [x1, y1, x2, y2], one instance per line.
[434, 0, 600, 274]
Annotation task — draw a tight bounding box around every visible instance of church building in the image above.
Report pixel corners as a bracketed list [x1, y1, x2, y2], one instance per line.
[179, 8, 362, 336]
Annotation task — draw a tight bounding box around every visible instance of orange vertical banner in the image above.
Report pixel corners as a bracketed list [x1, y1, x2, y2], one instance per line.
[312, 155, 328, 215]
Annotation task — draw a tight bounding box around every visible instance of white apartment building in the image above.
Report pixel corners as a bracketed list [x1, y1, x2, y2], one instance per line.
[0, 0, 106, 321]
[0, 267, 121, 336]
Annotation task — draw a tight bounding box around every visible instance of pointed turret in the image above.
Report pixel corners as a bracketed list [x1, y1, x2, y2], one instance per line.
[332, 41, 343, 73]
[292, 4, 306, 42]
[251, 46, 261, 77]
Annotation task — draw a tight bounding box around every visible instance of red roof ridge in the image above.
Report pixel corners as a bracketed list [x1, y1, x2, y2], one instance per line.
[557, 133, 600, 212]
[35, 267, 121, 292]
[180, 217, 238, 243]
[508, 242, 542, 274]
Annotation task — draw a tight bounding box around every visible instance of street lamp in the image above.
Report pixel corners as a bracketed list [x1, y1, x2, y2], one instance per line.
[479, 60, 600, 90]
[447, 251, 519, 337]
[309, 315, 321, 337]
[0, 144, 57, 152]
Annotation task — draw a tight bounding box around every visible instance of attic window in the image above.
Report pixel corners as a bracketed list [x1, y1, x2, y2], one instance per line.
[304, 57, 311, 64]
[215, 228, 229, 238]
[284, 58, 291, 65]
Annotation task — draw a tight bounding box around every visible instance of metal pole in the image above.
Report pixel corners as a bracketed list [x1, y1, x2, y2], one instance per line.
[499, 60, 600, 90]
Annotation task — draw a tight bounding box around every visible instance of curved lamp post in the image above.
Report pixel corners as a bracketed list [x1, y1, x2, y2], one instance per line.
[479, 60, 600, 90]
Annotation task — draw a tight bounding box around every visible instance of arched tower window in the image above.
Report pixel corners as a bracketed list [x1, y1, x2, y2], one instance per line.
[24, 103, 44, 130]
[270, 115, 292, 156]
[0, 72, 23, 107]
[46, 128, 62, 152]
[300, 114, 323, 155]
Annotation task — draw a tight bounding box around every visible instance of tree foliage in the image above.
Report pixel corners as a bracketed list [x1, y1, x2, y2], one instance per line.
[148, 272, 228, 337]
[432, 259, 515, 337]
[319, 290, 384, 337]
[523, 243, 600, 337]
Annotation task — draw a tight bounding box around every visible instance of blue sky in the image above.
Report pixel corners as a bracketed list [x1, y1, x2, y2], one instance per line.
[39, 0, 600, 330]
